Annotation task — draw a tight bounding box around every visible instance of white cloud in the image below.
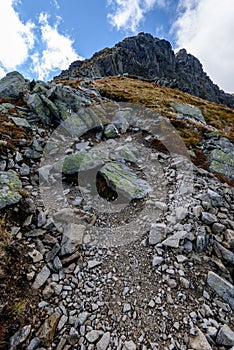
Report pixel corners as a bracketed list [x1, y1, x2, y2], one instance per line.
[31, 13, 80, 80]
[173, 0, 234, 92]
[51, 0, 60, 10]
[0, 0, 35, 69]
[0, 67, 7, 79]
[108, 0, 167, 32]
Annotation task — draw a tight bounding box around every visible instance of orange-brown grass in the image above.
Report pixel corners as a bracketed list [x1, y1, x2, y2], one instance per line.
[0, 115, 28, 155]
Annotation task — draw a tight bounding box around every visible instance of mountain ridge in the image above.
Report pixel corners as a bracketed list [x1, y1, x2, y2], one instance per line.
[56, 32, 234, 109]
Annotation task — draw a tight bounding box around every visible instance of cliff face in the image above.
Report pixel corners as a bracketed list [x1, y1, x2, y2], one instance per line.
[57, 32, 234, 108]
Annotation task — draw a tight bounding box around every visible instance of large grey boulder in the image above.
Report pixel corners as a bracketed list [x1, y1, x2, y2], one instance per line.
[170, 102, 206, 124]
[99, 161, 151, 200]
[0, 71, 30, 99]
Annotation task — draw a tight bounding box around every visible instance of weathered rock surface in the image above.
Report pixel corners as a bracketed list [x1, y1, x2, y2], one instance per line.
[207, 271, 234, 310]
[99, 161, 151, 200]
[36, 312, 61, 346]
[189, 327, 212, 350]
[216, 324, 234, 346]
[0, 71, 30, 99]
[170, 102, 206, 124]
[0, 171, 22, 209]
[0, 52, 234, 350]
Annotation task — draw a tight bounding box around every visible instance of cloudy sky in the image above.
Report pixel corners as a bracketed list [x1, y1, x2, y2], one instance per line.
[0, 0, 233, 92]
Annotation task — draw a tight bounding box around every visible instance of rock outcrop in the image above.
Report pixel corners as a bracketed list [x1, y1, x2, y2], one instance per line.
[57, 32, 234, 108]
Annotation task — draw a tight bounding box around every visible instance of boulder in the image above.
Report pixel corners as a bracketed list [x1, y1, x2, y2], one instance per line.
[170, 102, 206, 124]
[216, 324, 234, 346]
[0, 71, 29, 99]
[25, 93, 50, 124]
[209, 149, 234, 179]
[99, 161, 151, 200]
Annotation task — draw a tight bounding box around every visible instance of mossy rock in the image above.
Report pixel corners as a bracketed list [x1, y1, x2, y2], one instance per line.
[209, 149, 234, 179]
[99, 161, 151, 200]
[61, 151, 105, 175]
[0, 171, 22, 189]
[0, 171, 22, 209]
[0, 189, 22, 209]
[25, 93, 50, 124]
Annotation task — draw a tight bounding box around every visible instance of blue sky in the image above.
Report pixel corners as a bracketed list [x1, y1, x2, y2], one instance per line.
[0, 0, 234, 92]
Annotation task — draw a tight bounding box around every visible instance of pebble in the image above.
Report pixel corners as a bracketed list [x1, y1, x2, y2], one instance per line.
[32, 266, 50, 289]
[85, 330, 103, 343]
[152, 256, 164, 266]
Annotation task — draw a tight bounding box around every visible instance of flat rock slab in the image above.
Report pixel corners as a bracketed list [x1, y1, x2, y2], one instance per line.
[170, 102, 206, 124]
[60, 223, 86, 256]
[9, 116, 31, 128]
[99, 161, 151, 200]
[61, 150, 105, 175]
[37, 312, 61, 346]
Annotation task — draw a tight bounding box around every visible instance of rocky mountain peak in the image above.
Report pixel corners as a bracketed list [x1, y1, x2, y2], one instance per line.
[57, 32, 234, 109]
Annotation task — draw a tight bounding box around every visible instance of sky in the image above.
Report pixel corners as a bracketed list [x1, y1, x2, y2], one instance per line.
[0, 0, 233, 93]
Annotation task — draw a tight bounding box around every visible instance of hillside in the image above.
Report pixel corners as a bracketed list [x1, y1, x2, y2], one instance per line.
[0, 66, 233, 349]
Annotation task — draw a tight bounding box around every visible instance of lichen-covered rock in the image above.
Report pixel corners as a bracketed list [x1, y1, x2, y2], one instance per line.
[25, 93, 50, 124]
[10, 116, 31, 128]
[0, 171, 22, 209]
[61, 150, 105, 175]
[170, 102, 206, 124]
[0, 103, 16, 114]
[99, 161, 151, 200]
[0, 71, 30, 99]
[40, 94, 60, 119]
[104, 124, 119, 139]
[209, 149, 234, 179]
[204, 136, 234, 179]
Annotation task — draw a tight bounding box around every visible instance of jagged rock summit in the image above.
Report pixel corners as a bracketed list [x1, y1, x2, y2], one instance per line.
[57, 32, 234, 108]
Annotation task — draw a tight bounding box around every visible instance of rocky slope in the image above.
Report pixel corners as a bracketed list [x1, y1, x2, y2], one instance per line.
[56, 33, 234, 109]
[0, 71, 234, 350]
